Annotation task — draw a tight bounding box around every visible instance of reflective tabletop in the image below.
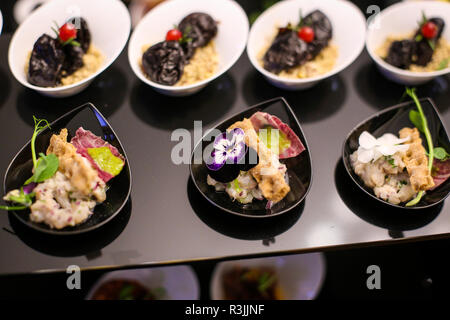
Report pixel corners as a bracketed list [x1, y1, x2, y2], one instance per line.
[0, 23, 449, 274]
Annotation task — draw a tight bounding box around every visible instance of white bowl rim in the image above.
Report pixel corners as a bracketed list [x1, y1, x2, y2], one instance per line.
[209, 253, 327, 300]
[365, 0, 450, 78]
[128, 0, 249, 91]
[0, 10, 3, 35]
[246, 0, 367, 84]
[8, 0, 131, 92]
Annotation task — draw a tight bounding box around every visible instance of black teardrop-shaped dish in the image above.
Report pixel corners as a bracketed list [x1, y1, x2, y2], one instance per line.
[3, 103, 132, 235]
[342, 98, 450, 210]
[190, 97, 312, 218]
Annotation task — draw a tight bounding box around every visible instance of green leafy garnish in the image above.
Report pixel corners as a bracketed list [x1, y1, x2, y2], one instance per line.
[409, 109, 424, 133]
[434, 147, 450, 161]
[25, 153, 59, 185]
[405, 88, 434, 207]
[1, 116, 57, 212]
[385, 155, 396, 168]
[30, 116, 51, 168]
[415, 34, 423, 42]
[437, 58, 449, 71]
[427, 39, 435, 51]
[258, 272, 276, 294]
[118, 284, 135, 300]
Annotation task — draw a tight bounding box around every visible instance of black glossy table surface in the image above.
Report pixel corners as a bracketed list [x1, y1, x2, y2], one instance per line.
[0, 27, 449, 275]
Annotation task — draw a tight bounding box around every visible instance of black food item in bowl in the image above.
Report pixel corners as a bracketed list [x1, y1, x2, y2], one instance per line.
[62, 45, 84, 76]
[385, 15, 446, 69]
[142, 40, 186, 85]
[263, 31, 308, 74]
[66, 16, 92, 53]
[179, 12, 218, 49]
[27, 34, 65, 87]
[303, 10, 333, 59]
[385, 40, 415, 69]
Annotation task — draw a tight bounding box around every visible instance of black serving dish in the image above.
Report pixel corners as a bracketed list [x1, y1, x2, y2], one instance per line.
[190, 97, 312, 218]
[3, 103, 132, 235]
[342, 98, 450, 210]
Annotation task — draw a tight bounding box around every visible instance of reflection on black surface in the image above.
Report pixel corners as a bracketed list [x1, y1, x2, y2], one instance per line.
[354, 62, 450, 113]
[0, 68, 11, 108]
[129, 74, 236, 131]
[335, 159, 442, 232]
[15, 65, 127, 125]
[241, 69, 346, 123]
[187, 178, 303, 241]
[7, 199, 132, 257]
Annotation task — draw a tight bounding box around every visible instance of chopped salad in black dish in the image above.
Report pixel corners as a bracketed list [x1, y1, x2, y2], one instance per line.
[1, 117, 125, 229]
[349, 88, 450, 207]
[206, 111, 305, 208]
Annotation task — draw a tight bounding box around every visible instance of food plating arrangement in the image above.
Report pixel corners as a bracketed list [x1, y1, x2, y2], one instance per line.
[0, 0, 449, 301]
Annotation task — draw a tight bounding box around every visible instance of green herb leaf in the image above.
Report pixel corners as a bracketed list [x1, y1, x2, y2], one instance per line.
[118, 284, 135, 300]
[258, 272, 276, 294]
[25, 153, 59, 185]
[405, 87, 434, 207]
[30, 116, 51, 170]
[437, 58, 449, 71]
[4, 188, 35, 208]
[385, 155, 397, 168]
[415, 34, 423, 42]
[0, 205, 28, 211]
[427, 39, 435, 51]
[409, 110, 424, 133]
[434, 147, 449, 160]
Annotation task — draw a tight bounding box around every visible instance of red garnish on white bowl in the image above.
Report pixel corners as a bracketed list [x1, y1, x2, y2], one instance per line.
[59, 22, 77, 42]
[166, 29, 182, 41]
[298, 26, 314, 43]
[421, 21, 437, 39]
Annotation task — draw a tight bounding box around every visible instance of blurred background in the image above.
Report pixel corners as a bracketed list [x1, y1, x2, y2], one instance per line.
[1, 0, 450, 300]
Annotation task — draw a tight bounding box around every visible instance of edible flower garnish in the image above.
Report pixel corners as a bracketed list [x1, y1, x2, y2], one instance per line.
[356, 131, 410, 164]
[206, 128, 258, 183]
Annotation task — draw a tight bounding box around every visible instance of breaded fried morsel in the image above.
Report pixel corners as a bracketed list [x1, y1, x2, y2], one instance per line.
[228, 118, 290, 203]
[399, 127, 435, 192]
[46, 129, 105, 201]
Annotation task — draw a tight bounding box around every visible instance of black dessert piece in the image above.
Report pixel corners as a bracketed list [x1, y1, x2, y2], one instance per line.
[179, 12, 218, 49]
[385, 40, 415, 69]
[142, 40, 186, 85]
[263, 30, 308, 74]
[66, 16, 91, 53]
[385, 16, 445, 69]
[27, 34, 65, 87]
[302, 10, 333, 59]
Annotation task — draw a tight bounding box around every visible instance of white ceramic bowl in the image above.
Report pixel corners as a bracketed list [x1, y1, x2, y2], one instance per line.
[366, 1, 450, 86]
[128, 0, 249, 97]
[85, 265, 200, 300]
[247, 0, 366, 90]
[210, 253, 326, 300]
[0, 10, 3, 35]
[8, 0, 131, 98]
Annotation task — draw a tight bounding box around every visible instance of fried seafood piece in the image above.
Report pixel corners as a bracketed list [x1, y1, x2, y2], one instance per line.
[399, 127, 435, 192]
[46, 128, 106, 201]
[228, 118, 290, 203]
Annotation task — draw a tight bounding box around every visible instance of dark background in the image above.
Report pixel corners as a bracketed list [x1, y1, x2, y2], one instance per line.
[1, 0, 450, 300]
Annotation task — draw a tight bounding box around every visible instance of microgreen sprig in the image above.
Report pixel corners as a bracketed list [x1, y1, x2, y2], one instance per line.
[1, 116, 58, 212]
[405, 88, 434, 207]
